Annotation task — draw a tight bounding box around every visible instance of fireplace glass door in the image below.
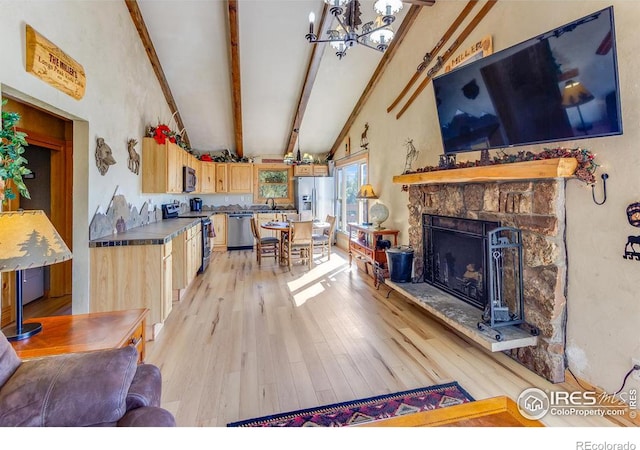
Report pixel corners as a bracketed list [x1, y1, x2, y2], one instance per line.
[423, 215, 499, 309]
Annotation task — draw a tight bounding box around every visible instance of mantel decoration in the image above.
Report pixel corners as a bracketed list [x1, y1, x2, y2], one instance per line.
[0, 99, 31, 201]
[400, 147, 598, 191]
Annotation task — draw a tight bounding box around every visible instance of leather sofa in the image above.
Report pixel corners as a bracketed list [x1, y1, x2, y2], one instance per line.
[0, 329, 175, 426]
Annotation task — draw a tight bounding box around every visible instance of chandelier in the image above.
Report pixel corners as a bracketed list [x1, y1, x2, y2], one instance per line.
[306, 0, 403, 59]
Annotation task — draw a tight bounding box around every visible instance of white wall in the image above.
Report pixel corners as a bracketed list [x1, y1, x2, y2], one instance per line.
[336, 0, 640, 393]
[0, 0, 173, 313]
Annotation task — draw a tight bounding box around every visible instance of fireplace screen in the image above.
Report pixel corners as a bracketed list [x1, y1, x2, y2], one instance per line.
[423, 215, 500, 309]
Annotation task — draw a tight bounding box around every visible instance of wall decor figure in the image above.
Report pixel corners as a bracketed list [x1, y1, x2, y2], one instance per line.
[623, 235, 640, 261]
[626, 202, 640, 227]
[360, 122, 369, 151]
[127, 138, 140, 175]
[95, 137, 116, 176]
[403, 139, 419, 174]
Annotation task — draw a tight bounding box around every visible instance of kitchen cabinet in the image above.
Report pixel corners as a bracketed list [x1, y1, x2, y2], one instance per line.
[253, 164, 294, 205]
[216, 163, 228, 193]
[228, 163, 254, 193]
[89, 241, 172, 339]
[141, 137, 186, 194]
[200, 162, 217, 193]
[293, 164, 329, 177]
[211, 214, 227, 251]
[214, 163, 253, 194]
[172, 222, 202, 291]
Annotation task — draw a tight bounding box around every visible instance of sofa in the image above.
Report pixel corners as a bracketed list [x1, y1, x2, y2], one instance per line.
[0, 329, 176, 426]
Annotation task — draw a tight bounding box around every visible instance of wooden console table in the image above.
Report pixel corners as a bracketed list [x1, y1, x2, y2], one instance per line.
[348, 223, 399, 286]
[11, 309, 148, 363]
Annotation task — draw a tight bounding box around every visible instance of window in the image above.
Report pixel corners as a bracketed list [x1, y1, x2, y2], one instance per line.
[335, 154, 368, 233]
[253, 164, 294, 204]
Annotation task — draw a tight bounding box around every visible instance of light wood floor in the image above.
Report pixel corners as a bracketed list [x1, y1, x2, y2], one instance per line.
[139, 248, 633, 427]
[21, 247, 635, 428]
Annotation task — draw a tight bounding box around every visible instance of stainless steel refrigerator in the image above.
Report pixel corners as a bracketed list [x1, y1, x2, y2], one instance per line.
[296, 176, 335, 222]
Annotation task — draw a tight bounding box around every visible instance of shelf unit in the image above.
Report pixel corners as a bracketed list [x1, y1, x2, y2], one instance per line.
[348, 223, 398, 286]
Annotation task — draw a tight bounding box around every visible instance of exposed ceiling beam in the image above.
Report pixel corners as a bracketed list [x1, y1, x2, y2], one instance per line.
[124, 0, 189, 145]
[228, 0, 244, 158]
[328, 4, 424, 159]
[403, 0, 436, 5]
[283, 4, 331, 157]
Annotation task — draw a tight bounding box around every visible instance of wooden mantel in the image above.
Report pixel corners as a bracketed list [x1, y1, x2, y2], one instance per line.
[393, 158, 578, 185]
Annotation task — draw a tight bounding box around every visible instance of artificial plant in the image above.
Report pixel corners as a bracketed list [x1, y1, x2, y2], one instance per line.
[0, 99, 31, 201]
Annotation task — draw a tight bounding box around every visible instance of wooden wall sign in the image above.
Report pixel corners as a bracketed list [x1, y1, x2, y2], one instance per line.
[25, 25, 86, 100]
[444, 35, 493, 73]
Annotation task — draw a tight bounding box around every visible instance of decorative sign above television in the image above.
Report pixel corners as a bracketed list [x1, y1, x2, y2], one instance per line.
[432, 7, 622, 154]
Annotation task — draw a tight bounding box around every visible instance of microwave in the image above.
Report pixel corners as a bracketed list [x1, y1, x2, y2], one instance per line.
[183, 166, 196, 193]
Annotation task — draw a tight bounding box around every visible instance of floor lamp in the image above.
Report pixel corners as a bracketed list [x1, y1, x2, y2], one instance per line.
[0, 210, 72, 341]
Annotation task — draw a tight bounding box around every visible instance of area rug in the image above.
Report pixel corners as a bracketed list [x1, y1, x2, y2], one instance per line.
[227, 381, 474, 427]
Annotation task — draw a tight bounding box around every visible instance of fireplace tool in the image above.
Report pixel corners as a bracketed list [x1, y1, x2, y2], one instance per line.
[477, 227, 539, 341]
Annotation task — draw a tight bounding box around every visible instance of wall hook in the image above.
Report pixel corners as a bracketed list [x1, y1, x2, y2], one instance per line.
[591, 173, 608, 205]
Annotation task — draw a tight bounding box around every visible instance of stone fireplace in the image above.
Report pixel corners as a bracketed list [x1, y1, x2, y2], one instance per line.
[405, 179, 567, 383]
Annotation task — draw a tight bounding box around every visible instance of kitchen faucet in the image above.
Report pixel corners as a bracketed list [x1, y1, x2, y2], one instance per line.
[266, 198, 276, 210]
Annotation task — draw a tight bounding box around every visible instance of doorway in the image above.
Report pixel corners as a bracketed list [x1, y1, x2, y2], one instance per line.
[0, 97, 73, 326]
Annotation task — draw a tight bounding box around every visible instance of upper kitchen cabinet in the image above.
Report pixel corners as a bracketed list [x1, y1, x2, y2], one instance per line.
[200, 162, 216, 193]
[142, 137, 185, 193]
[216, 163, 253, 194]
[253, 163, 293, 205]
[293, 164, 329, 177]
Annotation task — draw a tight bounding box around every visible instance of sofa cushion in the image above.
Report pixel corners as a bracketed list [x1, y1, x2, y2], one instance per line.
[0, 345, 138, 426]
[0, 330, 21, 387]
[126, 363, 162, 409]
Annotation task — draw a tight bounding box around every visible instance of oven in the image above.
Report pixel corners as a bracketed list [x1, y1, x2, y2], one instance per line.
[162, 203, 211, 274]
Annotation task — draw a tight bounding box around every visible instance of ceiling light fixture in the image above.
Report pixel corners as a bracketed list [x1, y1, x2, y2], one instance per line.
[306, 0, 403, 59]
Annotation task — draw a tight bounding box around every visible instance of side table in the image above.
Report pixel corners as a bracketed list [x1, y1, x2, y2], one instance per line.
[10, 308, 148, 363]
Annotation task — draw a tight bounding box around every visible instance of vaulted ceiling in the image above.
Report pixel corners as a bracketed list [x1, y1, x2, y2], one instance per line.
[127, 0, 435, 160]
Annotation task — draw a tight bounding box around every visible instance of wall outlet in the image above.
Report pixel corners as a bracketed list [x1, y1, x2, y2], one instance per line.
[632, 358, 640, 381]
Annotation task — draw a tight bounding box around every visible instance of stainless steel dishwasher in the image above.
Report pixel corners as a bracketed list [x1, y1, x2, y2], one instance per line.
[227, 213, 254, 250]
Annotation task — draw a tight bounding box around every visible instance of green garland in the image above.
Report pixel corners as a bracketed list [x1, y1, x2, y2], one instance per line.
[406, 147, 598, 184]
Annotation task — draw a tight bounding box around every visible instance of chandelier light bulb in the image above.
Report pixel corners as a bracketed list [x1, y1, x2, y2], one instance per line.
[374, 0, 403, 16]
[309, 12, 315, 24]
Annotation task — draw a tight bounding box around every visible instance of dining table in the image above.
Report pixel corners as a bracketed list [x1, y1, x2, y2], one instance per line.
[260, 220, 330, 265]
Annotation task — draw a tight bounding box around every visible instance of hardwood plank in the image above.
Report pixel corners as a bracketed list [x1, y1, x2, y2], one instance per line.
[143, 247, 624, 427]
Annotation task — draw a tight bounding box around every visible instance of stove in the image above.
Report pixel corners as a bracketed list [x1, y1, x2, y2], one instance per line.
[161, 203, 211, 274]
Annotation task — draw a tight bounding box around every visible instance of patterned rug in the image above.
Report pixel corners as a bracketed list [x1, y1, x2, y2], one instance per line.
[227, 381, 474, 427]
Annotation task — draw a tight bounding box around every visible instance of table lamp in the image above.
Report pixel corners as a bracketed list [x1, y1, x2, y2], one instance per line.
[356, 184, 389, 229]
[0, 210, 72, 341]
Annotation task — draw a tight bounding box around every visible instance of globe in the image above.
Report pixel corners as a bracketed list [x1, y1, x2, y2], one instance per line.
[369, 202, 389, 229]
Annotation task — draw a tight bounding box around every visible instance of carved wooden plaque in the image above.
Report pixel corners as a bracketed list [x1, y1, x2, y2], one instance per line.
[25, 24, 86, 100]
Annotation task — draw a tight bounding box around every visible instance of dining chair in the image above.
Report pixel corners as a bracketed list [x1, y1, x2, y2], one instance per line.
[251, 217, 279, 265]
[282, 220, 314, 269]
[313, 215, 336, 259]
[281, 213, 300, 222]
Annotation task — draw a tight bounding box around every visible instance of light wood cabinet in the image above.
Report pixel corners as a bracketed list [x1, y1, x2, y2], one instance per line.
[142, 137, 186, 194]
[200, 162, 217, 193]
[216, 163, 228, 193]
[229, 163, 254, 193]
[89, 241, 172, 339]
[211, 214, 227, 251]
[293, 164, 329, 177]
[172, 222, 201, 290]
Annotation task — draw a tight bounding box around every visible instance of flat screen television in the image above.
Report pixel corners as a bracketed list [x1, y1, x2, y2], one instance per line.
[432, 6, 622, 154]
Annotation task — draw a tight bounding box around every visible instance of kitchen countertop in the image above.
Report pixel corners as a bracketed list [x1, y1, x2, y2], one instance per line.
[89, 218, 201, 247]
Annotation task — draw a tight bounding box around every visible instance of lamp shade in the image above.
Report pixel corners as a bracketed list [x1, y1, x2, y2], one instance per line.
[0, 210, 72, 272]
[356, 184, 378, 199]
[561, 80, 594, 107]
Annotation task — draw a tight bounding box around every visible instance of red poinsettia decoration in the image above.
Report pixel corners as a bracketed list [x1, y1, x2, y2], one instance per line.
[153, 124, 176, 145]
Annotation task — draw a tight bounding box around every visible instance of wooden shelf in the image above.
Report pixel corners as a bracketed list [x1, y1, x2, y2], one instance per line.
[392, 158, 578, 185]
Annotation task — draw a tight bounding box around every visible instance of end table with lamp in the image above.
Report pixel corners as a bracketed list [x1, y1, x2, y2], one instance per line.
[348, 223, 398, 287]
[0, 210, 72, 341]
